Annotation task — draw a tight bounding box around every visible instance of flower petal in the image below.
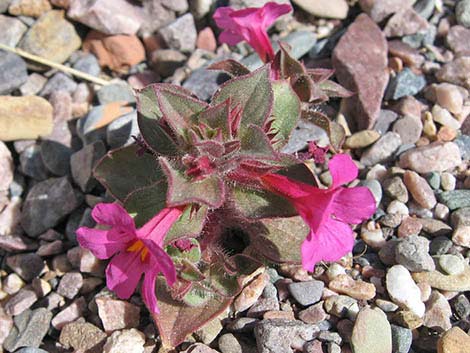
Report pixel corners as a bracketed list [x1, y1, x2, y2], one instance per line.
[261, 173, 313, 199]
[259, 2, 292, 28]
[105, 250, 145, 299]
[76, 227, 129, 260]
[301, 219, 355, 271]
[92, 203, 135, 229]
[332, 187, 377, 224]
[219, 29, 245, 46]
[141, 267, 160, 313]
[329, 154, 358, 188]
[142, 239, 177, 285]
[137, 207, 183, 244]
[213, 7, 238, 31]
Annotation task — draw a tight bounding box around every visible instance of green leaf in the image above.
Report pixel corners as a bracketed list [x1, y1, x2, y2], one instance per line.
[138, 115, 179, 156]
[240, 125, 277, 159]
[318, 80, 354, 98]
[207, 59, 251, 78]
[94, 145, 164, 201]
[165, 205, 208, 245]
[231, 186, 297, 219]
[280, 42, 305, 78]
[179, 259, 205, 282]
[157, 88, 208, 137]
[153, 279, 232, 348]
[270, 81, 301, 148]
[212, 65, 273, 135]
[160, 158, 226, 208]
[249, 217, 309, 263]
[181, 284, 212, 307]
[124, 181, 167, 227]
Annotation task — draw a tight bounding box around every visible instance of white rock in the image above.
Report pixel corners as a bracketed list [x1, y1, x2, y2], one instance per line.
[292, 0, 349, 19]
[387, 200, 409, 216]
[103, 329, 145, 353]
[386, 265, 425, 317]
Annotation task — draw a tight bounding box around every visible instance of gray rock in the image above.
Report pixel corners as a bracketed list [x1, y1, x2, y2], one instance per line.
[183, 66, 229, 101]
[451, 207, 470, 228]
[21, 177, 83, 237]
[425, 172, 441, 190]
[16, 348, 50, 353]
[457, 0, 470, 28]
[383, 176, 408, 203]
[385, 68, 426, 100]
[0, 14, 27, 47]
[429, 236, 452, 255]
[19, 144, 49, 181]
[254, 319, 318, 353]
[402, 26, 436, 48]
[395, 235, 435, 272]
[392, 115, 423, 144]
[3, 308, 52, 352]
[399, 142, 462, 173]
[140, 0, 175, 35]
[451, 294, 470, 320]
[20, 73, 47, 96]
[40, 72, 78, 97]
[287, 280, 324, 306]
[438, 254, 465, 275]
[218, 333, 257, 353]
[359, 0, 416, 22]
[360, 132, 402, 166]
[6, 253, 44, 281]
[158, 13, 196, 52]
[281, 119, 328, 154]
[0, 50, 27, 94]
[360, 179, 383, 206]
[414, 0, 435, 19]
[106, 110, 139, 149]
[0, 0, 11, 12]
[373, 109, 398, 134]
[151, 49, 187, 77]
[70, 141, 106, 192]
[324, 295, 359, 319]
[227, 317, 259, 333]
[65, 207, 94, 244]
[454, 135, 470, 160]
[437, 190, 470, 210]
[97, 82, 135, 105]
[76, 105, 109, 144]
[57, 272, 83, 299]
[73, 53, 101, 77]
[391, 324, 412, 353]
[40, 140, 71, 176]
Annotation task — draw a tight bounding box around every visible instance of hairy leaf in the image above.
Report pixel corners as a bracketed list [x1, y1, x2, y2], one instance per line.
[212, 65, 273, 135]
[270, 81, 301, 148]
[249, 217, 309, 263]
[94, 145, 164, 201]
[231, 187, 297, 219]
[318, 80, 354, 98]
[157, 88, 208, 138]
[153, 279, 232, 348]
[124, 181, 167, 227]
[196, 99, 231, 139]
[207, 59, 251, 77]
[240, 125, 277, 159]
[138, 115, 179, 156]
[165, 205, 208, 245]
[280, 42, 305, 78]
[160, 158, 226, 208]
[304, 110, 345, 152]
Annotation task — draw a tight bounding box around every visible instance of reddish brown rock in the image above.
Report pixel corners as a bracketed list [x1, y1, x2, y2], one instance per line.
[196, 27, 217, 52]
[83, 31, 145, 73]
[388, 40, 424, 67]
[96, 296, 140, 332]
[436, 57, 470, 88]
[332, 14, 389, 131]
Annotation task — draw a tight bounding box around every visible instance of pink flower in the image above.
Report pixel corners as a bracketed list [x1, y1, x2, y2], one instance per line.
[262, 154, 376, 271]
[213, 2, 292, 63]
[77, 203, 182, 313]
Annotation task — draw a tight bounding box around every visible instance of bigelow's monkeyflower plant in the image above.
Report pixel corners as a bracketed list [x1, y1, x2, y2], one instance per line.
[77, 1, 375, 347]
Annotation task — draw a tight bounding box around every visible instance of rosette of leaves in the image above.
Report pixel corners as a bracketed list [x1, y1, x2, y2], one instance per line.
[93, 64, 320, 346]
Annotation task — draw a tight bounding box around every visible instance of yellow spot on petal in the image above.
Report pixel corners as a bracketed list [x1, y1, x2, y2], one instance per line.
[127, 240, 150, 263]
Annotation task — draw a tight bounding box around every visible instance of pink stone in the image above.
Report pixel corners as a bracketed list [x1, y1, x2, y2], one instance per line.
[399, 142, 462, 173]
[388, 40, 424, 68]
[403, 171, 437, 209]
[196, 27, 217, 52]
[384, 8, 429, 37]
[359, 0, 416, 22]
[68, 0, 143, 35]
[446, 25, 470, 56]
[96, 296, 140, 332]
[332, 14, 389, 130]
[51, 297, 87, 329]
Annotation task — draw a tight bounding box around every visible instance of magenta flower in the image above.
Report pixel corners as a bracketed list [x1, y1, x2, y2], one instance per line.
[213, 2, 292, 63]
[262, 154, 376, 271]
[77, 203, 182, 313]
